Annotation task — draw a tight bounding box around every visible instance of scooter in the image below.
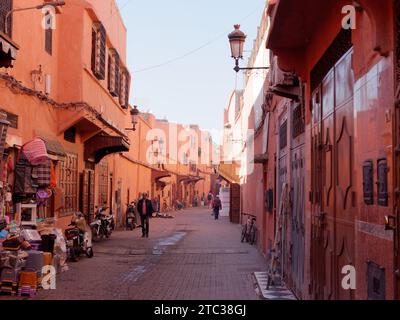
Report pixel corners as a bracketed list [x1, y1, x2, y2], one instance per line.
[91, 210, 114, 241]
[65, 223, 94, 262]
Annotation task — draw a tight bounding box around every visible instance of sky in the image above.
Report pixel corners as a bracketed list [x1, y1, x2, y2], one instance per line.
[116, 0, 266, 142]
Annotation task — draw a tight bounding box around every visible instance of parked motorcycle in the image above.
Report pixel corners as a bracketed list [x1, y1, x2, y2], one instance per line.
[65, 222, 94, 262]
[126, 203, 137, 230]
[91, 209, 114, 241]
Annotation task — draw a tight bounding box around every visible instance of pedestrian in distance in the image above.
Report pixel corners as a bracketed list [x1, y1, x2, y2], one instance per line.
[207, 191, 214, 209]
[137, 193, 154, 238]
[212, 195, 222, 220]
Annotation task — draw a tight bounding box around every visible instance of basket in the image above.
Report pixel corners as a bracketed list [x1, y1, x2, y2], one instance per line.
[43, 252, 52, 266]
[18, 271, 38, 289]
[41, 234, 56, 253]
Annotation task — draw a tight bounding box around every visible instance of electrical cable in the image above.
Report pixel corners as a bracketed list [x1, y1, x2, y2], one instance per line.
[131, 3, 264, 74]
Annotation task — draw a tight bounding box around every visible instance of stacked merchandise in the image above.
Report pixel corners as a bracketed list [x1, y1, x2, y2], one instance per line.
[18, 271, 37, 298]
[21, 229, 42, 251]
[0, 223, 67, 298]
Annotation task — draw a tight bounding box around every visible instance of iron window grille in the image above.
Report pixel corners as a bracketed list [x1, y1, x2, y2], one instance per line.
[91, 22, 106, 80]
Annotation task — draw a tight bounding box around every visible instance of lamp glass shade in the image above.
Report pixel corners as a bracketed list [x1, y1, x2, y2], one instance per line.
[228, 25, 246, 59]
[130, 106, 139, 125]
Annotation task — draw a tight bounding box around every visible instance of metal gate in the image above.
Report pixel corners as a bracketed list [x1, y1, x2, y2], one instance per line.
[310, 42, 355, 299]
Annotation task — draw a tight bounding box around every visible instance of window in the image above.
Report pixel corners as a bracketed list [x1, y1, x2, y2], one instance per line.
[91, 22, 106, 80]
[0, 0, 12, 37]
[59, 153, 78, 216]
[119, 68, 130, 108]
[292, 103, 305, 138]
[64, 126, 76, 143]
[108, 48, 120, 97]
[0, 109, 17, 128]
[279, 120, 287, 149]
[44, 11, 53, 55]
[97, 160, 108, 205]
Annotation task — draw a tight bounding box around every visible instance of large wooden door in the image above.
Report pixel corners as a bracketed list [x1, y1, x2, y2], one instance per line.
[80, 169, 95, 223]
[290, 100, 306, 298]
[394, 0, 400, 300]
[310, 48, 355, 300]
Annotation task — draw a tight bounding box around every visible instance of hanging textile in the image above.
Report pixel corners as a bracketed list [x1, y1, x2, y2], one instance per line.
[32, 159, 51, 187]
[13, 152, 37, 195]
[50, 161, 56, 188]
[22, 138, 49, 165]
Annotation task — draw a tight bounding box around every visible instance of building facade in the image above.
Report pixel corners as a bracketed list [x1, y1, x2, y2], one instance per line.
[222, 0, 400, 300]
[0, 1, 214, 232]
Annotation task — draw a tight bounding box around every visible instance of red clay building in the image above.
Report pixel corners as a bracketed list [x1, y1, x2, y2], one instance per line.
[265, 0, 400, 300]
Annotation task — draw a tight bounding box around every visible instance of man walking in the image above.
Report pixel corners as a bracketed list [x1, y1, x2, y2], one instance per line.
[212, 195, 222, 220]
[137, 193, 154, 237]
[207, 191, 214, 209]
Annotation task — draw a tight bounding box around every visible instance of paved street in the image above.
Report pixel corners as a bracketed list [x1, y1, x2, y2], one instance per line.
[36, 207, 266, 300]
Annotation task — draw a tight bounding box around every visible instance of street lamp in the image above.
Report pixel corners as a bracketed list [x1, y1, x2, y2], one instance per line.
[228, 24, 269, 73]
[4, 1, 66, 36]
[126, 105, 140, 131]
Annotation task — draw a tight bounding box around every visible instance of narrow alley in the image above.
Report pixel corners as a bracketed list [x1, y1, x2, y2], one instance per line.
[36, 208, 265, 300]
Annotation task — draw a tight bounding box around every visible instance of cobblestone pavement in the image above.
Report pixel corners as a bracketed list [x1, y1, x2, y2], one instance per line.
[35, 208, 267, 300]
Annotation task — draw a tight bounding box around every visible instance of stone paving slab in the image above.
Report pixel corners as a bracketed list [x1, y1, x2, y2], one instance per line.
[254, 272, 297, 300]
[32, 207, 267, 300]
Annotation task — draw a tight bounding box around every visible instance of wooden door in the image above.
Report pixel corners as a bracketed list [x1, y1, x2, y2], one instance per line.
[394, 0, 400, 299]
[80, 169, 95, 223]
[310, 49, 355, 300]
[290, 146, 305, 298]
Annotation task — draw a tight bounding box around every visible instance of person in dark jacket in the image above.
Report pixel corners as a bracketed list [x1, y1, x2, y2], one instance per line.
[137, 193, 154, 237]
[212, 195, 222, 220]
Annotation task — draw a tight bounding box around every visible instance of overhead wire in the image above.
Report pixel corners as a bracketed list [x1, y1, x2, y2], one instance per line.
[131, 3, 264, 74]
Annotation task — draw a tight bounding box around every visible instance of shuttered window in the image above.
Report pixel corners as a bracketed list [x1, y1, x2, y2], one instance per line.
[97, 160, 108, 205]
[59, 153, 78, 216]
[279, 120, 288, 149]
[292, 103, 305, 138]
[108, 48, 120, 97]
[44, 11, 53, 55]
[0, 0, 12, 37]
[119, 68, 130, 108]
[91, 22, 106, 80]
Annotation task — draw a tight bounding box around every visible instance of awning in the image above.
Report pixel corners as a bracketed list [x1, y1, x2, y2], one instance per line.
[253, 153, 268, 164]
[39, 137, 67, 159]
[217, 162, 240, 184]
[156, 180, 167, 190]
[177, 174, 190, 184]
[151, 168, 172, 182]
[84, 134, 130, 164]
[181, 176, 205, 184]
[0, 32, 19, 68]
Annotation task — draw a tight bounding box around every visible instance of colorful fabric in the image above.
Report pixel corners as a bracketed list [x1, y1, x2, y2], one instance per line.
[22, 138, 49, 165]
[50, 161, 56, 187]
[32, 159, 51, 187]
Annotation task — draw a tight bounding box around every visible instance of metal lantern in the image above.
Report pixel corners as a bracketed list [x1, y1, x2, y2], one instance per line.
[228, 24, 247, 60]
[130, 105, 139, 131]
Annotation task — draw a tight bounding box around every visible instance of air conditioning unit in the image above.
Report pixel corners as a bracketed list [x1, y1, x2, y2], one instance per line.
[269, 56, 301, 100]
[270, 56, 298, 87]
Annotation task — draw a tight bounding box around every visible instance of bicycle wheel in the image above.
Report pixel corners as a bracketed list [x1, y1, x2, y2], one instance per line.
[250, 228, 257, 245]
[241, 226, 246, 243]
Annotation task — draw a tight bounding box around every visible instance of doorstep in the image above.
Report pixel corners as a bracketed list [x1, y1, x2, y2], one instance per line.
[253, 272, 297, 300]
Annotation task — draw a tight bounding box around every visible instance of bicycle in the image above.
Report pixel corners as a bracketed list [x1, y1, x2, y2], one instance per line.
[241, 214, 257, 245]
